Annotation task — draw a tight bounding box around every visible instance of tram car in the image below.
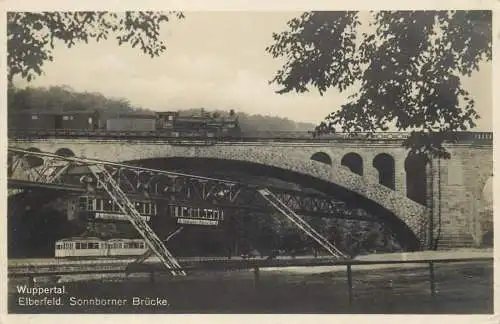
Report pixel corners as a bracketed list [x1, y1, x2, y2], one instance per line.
[55, 237, 148, 258]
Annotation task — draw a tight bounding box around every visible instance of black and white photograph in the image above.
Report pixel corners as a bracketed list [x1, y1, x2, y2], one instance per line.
[4, 6, 494, 316]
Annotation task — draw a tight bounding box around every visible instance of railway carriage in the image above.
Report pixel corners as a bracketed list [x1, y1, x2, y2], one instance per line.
[9, 111, 57, 130]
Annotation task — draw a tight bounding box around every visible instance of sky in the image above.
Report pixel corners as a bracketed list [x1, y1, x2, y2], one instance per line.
[14, 11, 493, 131]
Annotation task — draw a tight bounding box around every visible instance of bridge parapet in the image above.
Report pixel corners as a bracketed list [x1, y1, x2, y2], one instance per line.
[7, 130, 493, 145]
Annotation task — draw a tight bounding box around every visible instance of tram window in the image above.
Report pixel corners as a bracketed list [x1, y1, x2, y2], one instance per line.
[144, 203, 151, 215]
[78, 197, 87, 210]
[103, 199, 113, 211]
[87, 199, 94, 211]
[112, 202, 120, 212]
[75, 243, 81, 249]
[135, 202, 144, 214]
[95, 199, 104, 211]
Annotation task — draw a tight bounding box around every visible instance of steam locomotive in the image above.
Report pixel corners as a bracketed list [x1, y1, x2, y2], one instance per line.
[8, 109, 241, 138]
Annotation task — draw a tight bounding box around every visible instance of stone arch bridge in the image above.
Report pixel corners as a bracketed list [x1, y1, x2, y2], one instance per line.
[8, 132, 493, 250]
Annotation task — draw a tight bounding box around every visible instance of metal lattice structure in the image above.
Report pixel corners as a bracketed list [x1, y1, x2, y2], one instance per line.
[258, 189, 347, 259]
[8, 147, 377, 222]
[7, 147, 383, 266]
[88, 164, 185, 276]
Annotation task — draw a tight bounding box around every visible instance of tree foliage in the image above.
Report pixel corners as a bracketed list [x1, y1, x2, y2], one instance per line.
[7, 11, 184, 83]
[267, 11, 492, 158]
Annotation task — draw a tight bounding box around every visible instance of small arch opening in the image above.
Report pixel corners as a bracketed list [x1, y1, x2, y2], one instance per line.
[25, 147, 43, 168]
[55, 148, 75, 157]
[310, 152, 332, 165]
[373, 153, 396, 190]
[404, 154, 428, 206]
[341, 152, 363, 176]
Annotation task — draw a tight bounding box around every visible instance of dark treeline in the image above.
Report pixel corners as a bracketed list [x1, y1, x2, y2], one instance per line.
[8, 85, 316, 132]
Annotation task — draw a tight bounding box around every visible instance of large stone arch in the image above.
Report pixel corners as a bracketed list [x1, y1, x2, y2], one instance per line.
[10, 141, 429, 249]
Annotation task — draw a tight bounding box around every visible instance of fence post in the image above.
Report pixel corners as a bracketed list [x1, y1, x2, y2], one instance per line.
[429, 262, 436, 297]
[346, 264, 353, 307]
[150, 271, 155, 284]
[253, 266, 260, 291]
[28, 275, 35, 287]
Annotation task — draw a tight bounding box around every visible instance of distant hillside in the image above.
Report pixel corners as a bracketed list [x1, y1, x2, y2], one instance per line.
[177, 108, 316, 132]
[8, 85, 316, 132]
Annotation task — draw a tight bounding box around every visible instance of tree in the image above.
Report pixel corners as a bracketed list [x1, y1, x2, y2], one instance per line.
[8, 11, 184, 83]
[267, 11, 492, 158]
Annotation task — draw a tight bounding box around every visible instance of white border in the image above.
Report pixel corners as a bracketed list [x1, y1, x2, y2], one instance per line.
[1, 1, 498, 323]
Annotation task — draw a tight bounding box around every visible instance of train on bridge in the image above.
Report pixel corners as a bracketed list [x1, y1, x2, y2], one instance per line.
[8, 109, 242, 139]
[8, 109, 494, 142]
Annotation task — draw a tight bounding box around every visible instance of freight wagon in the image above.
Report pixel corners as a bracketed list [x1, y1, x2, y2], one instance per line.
[9, 110, 100, 130]
[106, 113, 157, 131]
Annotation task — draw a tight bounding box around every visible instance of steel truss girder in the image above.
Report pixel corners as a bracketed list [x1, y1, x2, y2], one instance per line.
[7, 147, 377, 222]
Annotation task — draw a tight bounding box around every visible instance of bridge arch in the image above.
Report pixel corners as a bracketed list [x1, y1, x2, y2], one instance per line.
[10, 142, 429, 250]
[125, 155, 427, 250]
[310, 152, 332, 165]
[341, 152, 363, 176]
[373, 153, 396, 190]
